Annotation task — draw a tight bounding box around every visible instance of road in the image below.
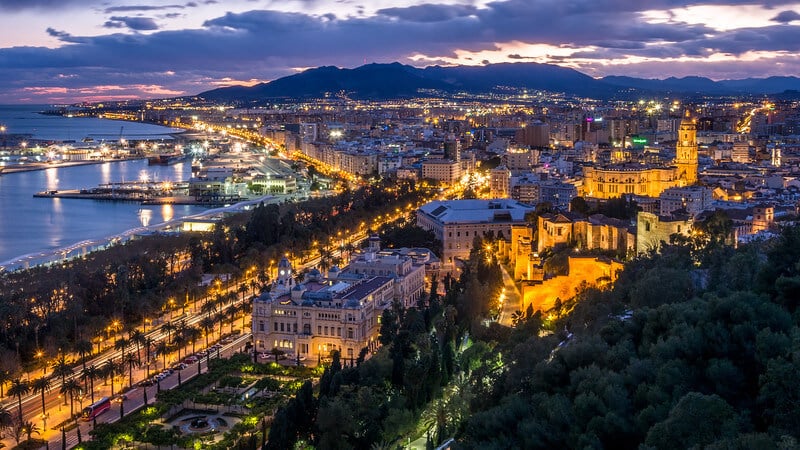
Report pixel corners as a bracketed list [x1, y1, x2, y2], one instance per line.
[44, 333, 253, 450]
[497, 264, 523, 327]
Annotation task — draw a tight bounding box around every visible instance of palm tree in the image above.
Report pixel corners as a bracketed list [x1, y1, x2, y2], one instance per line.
[200, 316, 214, 350]
[249, 279, 259, 296]
[238, 283, 248, 303]
[75, 339, 93, 373]
[61, 378, 82, 418]
[81, 365, 99, 405]
[114, 337, 129, 361]
[8, 378, 30, 422]
[143, 337, 155, 378]
[155, 340, 169, 370]
[101, 359, 118, 397]
[163, 322, 177, 344]
[123, 353, 140, 389]
[129, 330, 146, 362]
[20, 421, 40, 442]
[51, 355, 72, 406]
[172, 332, 187, 362]
[184, 326, 202, 354]
[31, 377, 50, 418]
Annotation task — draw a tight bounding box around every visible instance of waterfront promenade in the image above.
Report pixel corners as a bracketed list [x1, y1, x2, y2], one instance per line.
[0, 194, 286, 272]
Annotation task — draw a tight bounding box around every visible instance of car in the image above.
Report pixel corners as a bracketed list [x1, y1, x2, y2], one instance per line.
[171, 363, 188, 371]
[138, 379, 155, 387]
[112, 394, 128, 403]
[258, 353, 269, 359]
[211, 343, 222, 350]
[184, 356, 198, 364]
[220, 336, 233, 344]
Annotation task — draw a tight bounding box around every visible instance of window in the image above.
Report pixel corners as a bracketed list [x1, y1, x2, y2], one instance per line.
[317, 326, 322, 334]
[337, 327, 342, 337]
[280, 323, 284, 332]
[260, 322, 265, 332]
[347, 328, 354, 339]
[293, 323, 298, 333]
[273, 322, 278, 331]
[324, 326, 329, 335]
[645, 222, 651, 232]
[304, 324, 311, 334]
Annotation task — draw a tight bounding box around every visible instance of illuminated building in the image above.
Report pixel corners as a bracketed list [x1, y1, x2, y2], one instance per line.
[417, 199, 535, 266]
[582, 111, 698, 199]
[659, 186, 713, 217]
[251, 241, 428, 362]
[490, 166, 511, 198]
[636, 211, 692, 254]
[422, 159, 462, 184]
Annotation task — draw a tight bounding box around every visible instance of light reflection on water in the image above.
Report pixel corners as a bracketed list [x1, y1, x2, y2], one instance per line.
[0, 159, 206, 263]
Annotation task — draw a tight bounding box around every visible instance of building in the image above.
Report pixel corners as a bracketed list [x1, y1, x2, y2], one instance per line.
[251, 240, 429, 363]
[417, 199, 535, 266]
[537, 212, 634, 255]
[582, 111, 698, 199]
[636, 211, 692, 254]
[659, 186, 713, 217]
[490, 166, 511, 198]
[422, 159, 462, 184]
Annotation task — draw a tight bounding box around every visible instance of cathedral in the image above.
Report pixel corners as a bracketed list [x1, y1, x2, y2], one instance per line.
[582, 111, 698, 199]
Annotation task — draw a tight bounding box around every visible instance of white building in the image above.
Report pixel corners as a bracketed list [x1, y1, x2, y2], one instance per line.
[417, 199, 535, 266]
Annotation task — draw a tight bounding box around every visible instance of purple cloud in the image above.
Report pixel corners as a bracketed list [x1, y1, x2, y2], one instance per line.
[103, 16, 160, 31]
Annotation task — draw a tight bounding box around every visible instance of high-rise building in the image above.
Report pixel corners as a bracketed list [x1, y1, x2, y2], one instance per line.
[444, 133, 461, 162]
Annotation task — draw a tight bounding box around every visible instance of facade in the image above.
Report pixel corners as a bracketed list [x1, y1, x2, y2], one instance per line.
[659, 186, 713, 217]
[636, 211, 693, 254]
[251, 241, 428, 362]
[582, 112, 698, 199]
[490, 166, 511, 198]
[422, 159, 462, 184]
[417, 199, 535, 266]
[537, 212, 634, 254]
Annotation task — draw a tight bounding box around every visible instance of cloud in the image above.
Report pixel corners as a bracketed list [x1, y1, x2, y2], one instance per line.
[103, 16, 159, 31]
[771, 10, 800, 23]
[377, 3, 477, 22]
[2, 0, 800, 102]
[103, 3, 194, 13]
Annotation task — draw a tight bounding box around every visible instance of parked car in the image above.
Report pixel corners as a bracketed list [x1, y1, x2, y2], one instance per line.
[184, 355, 199, 364]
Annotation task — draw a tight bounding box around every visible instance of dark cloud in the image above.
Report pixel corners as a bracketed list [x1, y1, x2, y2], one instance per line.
[377, 3, 476, 22]
[103, 16, 159, 31]
[771, 10, 800, 23]
[104, 5, 187, 13]
[1, 0, 800, 102]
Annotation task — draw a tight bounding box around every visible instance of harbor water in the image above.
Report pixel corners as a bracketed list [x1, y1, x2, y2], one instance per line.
[0, 106, 207, 265]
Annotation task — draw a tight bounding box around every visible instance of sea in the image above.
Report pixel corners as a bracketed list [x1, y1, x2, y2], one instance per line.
[0, 105, 207, 266]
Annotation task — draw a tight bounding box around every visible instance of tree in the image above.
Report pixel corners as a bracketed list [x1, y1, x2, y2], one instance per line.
[51, 354, 73, 405]
[81, 365, 99, 405]
[7, 379, 29, 423]
[75, 340, 93, 373]
[61, 378, 82, 419]
[162, 322, 177, 344]
[155, 340, 169, 371]
[270, 347, 286, 364]
[123, 353, 140, 389]
[20, 421, 39, 442]
[129, 330, 146, 362]
[31, 377, 50, 418]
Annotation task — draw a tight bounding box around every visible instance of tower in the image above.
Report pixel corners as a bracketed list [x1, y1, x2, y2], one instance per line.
[675, 110, 698, 185]
[274, 256, 294, 294]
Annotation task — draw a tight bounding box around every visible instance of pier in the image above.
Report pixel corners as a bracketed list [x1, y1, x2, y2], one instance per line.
[34, 180, 243, 205]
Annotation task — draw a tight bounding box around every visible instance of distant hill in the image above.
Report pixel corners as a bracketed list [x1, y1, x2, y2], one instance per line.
[197, 62, 800, 102]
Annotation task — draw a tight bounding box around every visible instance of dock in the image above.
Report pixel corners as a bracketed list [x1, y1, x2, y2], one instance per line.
[33, 179, 244, 206]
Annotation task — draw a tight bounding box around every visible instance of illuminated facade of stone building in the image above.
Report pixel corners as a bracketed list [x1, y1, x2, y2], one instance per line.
[582, 112, 698, 199]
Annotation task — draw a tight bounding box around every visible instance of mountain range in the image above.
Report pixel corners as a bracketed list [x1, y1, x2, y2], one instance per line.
[197, 62, 800, 102]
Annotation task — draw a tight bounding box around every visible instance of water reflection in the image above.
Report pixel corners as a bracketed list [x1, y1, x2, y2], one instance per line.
[162, 204, 174, 222]
[138, 208, 153, 227]
[45, 167, 59, 191]
[100, 162, 111, 185]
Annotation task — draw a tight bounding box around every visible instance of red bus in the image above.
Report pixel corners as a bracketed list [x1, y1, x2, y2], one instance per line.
[81, 397, 111, 421]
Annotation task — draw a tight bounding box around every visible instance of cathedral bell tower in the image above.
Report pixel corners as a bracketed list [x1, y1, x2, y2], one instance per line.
[675, 110, 698, 185]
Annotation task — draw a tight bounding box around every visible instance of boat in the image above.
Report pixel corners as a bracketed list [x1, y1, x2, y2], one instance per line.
[147, 153, 189, 166]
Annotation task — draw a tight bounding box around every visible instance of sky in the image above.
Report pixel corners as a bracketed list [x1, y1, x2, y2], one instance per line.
[0, 0, 799, 103]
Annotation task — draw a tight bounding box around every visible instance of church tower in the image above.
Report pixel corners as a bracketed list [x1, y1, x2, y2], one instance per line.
[675, 110, 698, 185]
